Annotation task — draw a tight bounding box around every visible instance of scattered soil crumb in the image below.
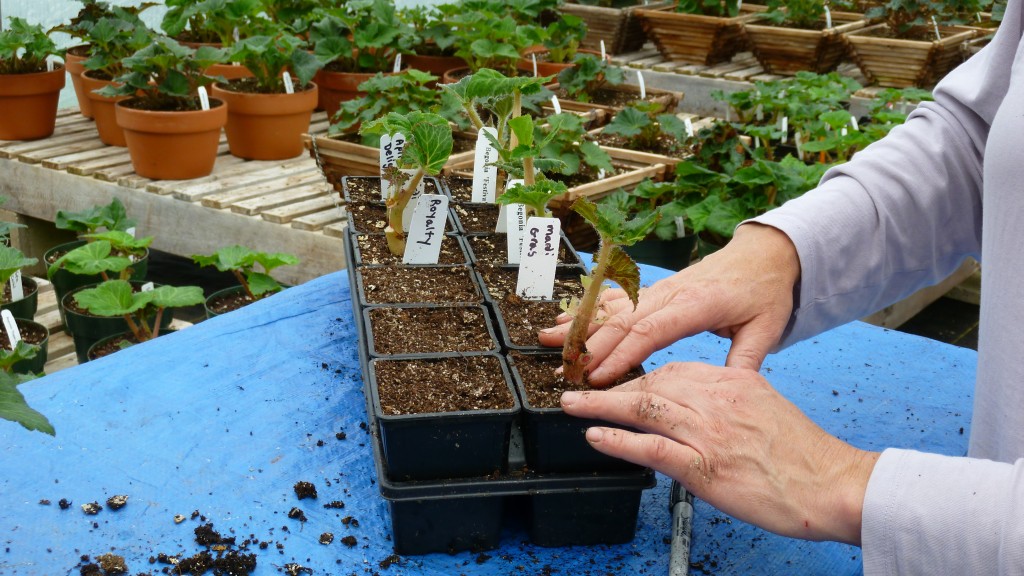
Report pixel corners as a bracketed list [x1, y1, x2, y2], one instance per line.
[59, 498, 71, 510]
[287, 507, 307, 522]
[282, 563, 313, 575]
[341, 516, 359, 527]
[475, 553, 491, 564]
[323, 500, 345, 509]
[79, 563, 101, 576]
[319, 532, 334, 545]
[174, 514, 186, 524]
[335, 431, 347, 440]
[97, 553, 127, 574]
[293, 481, 317, 500]
[340, 535, 358, 547]
[379, 554, 401, 569]
[39, 499, 51, 505]
[105, 495, 128, 510]
[194, 523, 235, 546]
[81, 502, 102, 515]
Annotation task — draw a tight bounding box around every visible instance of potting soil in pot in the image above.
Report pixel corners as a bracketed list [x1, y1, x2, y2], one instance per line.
[358, 266, 481, 305]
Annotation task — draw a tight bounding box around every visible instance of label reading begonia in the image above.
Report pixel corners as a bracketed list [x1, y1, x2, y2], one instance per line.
[8, 271, 23, 302]
[379, 132, 407, 200]
[472, 128, 499, 202]
[402, 194, 449, 265]
[505, 203, 528, 265]
[1, 310, 21, 345]
[515, 217, 561, 300]
[495, 178, 524, 233]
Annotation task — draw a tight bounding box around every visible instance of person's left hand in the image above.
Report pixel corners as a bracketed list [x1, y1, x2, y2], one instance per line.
[559, 362, 879, 545]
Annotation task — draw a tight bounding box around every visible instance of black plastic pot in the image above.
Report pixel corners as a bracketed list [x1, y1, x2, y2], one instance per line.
[465, 232, 584, 268]
[340, 175, 445, 204]
[364, 304, 500, 358]
[474, 263, 588, 306]
[346, 201, 458, 236]
[86, 329, 176, 361]
[507, 351, 644, 474]
[490, 297, 564, 352]
[623, 234, 697, 271]
[4, 318, 49, 374]
[351, 232, 470, 267]
[355, 264, 484, 307]
[45, 240, 150, 332]
[62, 282, 173, 364]
[203, 285, 290, 319]
[368, 354, 520, 481]
[1, 276, 39, 321]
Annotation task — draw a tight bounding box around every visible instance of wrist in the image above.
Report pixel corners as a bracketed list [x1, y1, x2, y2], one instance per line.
[731, 223, 801, 288]
[819, 443, 880, 545]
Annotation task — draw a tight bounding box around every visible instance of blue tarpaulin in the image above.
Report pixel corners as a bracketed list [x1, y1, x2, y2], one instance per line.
[0, 264, 976, 575]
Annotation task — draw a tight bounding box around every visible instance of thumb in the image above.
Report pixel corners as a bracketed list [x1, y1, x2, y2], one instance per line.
[724, 324, 777, 371]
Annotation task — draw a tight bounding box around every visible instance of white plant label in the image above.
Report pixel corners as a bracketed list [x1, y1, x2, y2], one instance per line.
[282, 71, 294, 94]
[198, 86, 210, 111]
[402, 194, 449, 265]
[496, 178, 524, 233]
[379, 132, 407, 200]
[637, 70, 646, 99]
[932, 16, 941, 40]
[532, 54, 538, 77]
[550, 95, 562, 115]
[600, 40, 607, 61]
[684, 117, 694, 137]
[46, 56, 54, 72]
[597, 168, 607, 180]
[141, 282, 155, 292]
[233, 27, 240, 43]
[824, 6, 832, 29]
[780, 116, 788, 143]
[1, 310, 20, 345]
[755, 104, 764, 122]
[841, 127, 848, 137]
[516, 217, 561, 300]
[505, 203, 528, 265]
[737, 0, 743, 9]
[8, 271, 23, 302]
[754, 137, 760, 149]
[725, 107, 731, 122]
[393, 53, 402, 73]
[472, 127, 499, 202]
[794, 132, 803, 161]
[850, 115, 860, 131]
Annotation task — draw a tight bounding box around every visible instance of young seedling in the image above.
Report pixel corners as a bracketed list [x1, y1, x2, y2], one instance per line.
[359, 111, 454, 256]
[0, 245, 38, 305]
[192, 245, 299, 300]
[74, 280, 204, 343]
[55, 198, 135, 237]
[602, 102, 690, 153]
[561, 197, 660, 384]
[555, 52, 624, 103]
[0, 341, 41, 374]
[47, 232, 152, 282]
[495, 178, 568, 219]
[0, 370, 52, 435]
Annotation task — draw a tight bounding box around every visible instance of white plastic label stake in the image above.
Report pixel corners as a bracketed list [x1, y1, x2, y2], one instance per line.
[932, 16, 941, 40]
[841, 127, 848, 137]
[737, 0, 743, 10]
[600, 40, 606, 61]
[725, 107, 731, 122]
[496, 178, 524, 233]
[824, 6, 832, 29]
[637, 70, 646, 100]
[532, 54, 538, 77]
[780, 116, 788, 144]
[472, 127, 499, 203]
[1, 310, 20, 345]
[516, 217, 561, 300]
[684, 117, 694, 137]
[402, 195, 449, 265]
[282, 72, 294, 94]
[141, 282, 155, 292]
[379, 132, 407, 200]
[794, 132, 803, 161]
[8, 271, 23, 302]
[850, 115, 860, 131]
[46, 56, 54, 72]
[505, 204, 528, 264]
[233, 26, 240, 43]
[755, 104, 764, 122]
[550, 95, 562, 115]
[393, 53, 402, 73]
[198, 86, 210, 111]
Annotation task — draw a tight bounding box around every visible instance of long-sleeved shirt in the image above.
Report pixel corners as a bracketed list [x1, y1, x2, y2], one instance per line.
[754, 2, 1024, 572]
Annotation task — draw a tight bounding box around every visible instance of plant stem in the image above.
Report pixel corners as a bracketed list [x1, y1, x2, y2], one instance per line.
[150, 307, 165, 339]
[524, 156, 535, 187]
[463, 102, 485, 132]
[385, 168, 426, 256]
[122, 313, 146, 342]
[233, 269, 254, 299]
[562, 238, 613, 384]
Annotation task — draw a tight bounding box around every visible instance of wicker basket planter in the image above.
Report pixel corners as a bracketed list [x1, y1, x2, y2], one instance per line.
[559, 1, 673, 55]
[635, 5, 765, 66]
[743, 11, 870, 74]
[844, 24, 978, 88]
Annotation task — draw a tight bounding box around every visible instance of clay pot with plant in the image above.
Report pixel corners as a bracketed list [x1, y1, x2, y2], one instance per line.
[442, 7, 546, 82]
[398, 4, 465, 78]
[211, 29, 324, 160]
[99, 37, 228, 180]
[191, 245, 299, 317]
[517, 13, 595, 77]
[0, 18, 66, 141]
[161, 0, 269, 79]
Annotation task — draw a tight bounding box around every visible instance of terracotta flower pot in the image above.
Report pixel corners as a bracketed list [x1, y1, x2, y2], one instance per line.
[80, 70, 130, 147]
[315, 68, 394, 120]
[517, 47, 604, 77]
[404, 53, 467, 85]
[0, 66, 67, 141]
[211, 82, 318, 160]
[115, 98, 227, 180]
[64, 44, 93, 118]
[206, 62, 254, 81]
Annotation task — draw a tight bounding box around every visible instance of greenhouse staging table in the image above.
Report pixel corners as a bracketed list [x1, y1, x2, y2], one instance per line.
[0, 109, 344, 286]
[0, 263, 976, 575]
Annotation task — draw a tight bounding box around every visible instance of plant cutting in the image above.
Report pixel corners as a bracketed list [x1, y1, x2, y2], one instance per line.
[75, 280, 203, 358]
[79, 15, 155, 146]
[559, 197, 659, 384]
[310, 0, 415, 117]
[211, 29, 324, 160]
[0, 370, 52, 435]
[192, 245, 299, 316]
[359, 111, 454, 256]
[554, 53, 625, 103]
[399, 4, 465, 77]
[599, 102, 690, 157]
[99, 37, 228, 180]
[0, 17, 66, 141]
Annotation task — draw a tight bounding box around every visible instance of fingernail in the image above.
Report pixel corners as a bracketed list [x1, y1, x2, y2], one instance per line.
[540, 328, 554, 334]
[561, 391, 580, 407]
[586, 427, 605, 443]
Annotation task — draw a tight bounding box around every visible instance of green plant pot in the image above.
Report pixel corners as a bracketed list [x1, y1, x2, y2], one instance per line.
[1, 276, 39, 321]
[622, 235, 697, 271]
[5, 317, 49, 375]
[86, 329, 175, 362]
[203, 285, 289, 319]
[45, 240, 150, 333]
[63, 282, 172, 364]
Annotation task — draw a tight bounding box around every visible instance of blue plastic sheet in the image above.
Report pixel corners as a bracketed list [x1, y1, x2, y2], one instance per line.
[0, 265, 976, 575]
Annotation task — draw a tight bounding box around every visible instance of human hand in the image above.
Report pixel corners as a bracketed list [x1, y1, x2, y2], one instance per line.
[539, 224, 801, 387]
[560, 362, 879, 545]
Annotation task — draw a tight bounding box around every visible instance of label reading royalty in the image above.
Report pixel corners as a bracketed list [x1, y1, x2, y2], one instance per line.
[472, 127, 499, 202]
[403, 194, 449, 265]
[1, 310, 20, 345]
[505, 203, 528, 265]
[516, 217, 561, 300]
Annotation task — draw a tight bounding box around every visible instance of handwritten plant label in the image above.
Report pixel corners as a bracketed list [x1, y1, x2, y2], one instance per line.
[850, 115, 860, 131]
[393, 53, 402, 73]
[794, 132, 803, 161]
[402, 194, 449, 265]
[684, 117, 694, 138]
[46, 56, 54, 72]
[141, 282, 155, 292]
[1, 310, 21, 345]
[282, 71, 294, 94]
[516, 217, 561, 300]
[600, 40, 606, 61]
[551, 95, 562, 114]
[8, 270, 23, 302]
[780, 116, 788, 144]
[532, 54, 538, 77]
[504, 203, 528, 265]
[495, 178, 524, 233]
[472, 127, 499, 202]
[637, 69, 646, 99]
[379, 132, 407, 200]
[198, 86, 210, 111]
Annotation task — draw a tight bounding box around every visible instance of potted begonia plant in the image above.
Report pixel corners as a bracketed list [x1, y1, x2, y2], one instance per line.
[0, 18, 66, 141]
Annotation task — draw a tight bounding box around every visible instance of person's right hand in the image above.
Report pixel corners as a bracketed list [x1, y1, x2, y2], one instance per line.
[538, 223, 802, 387]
